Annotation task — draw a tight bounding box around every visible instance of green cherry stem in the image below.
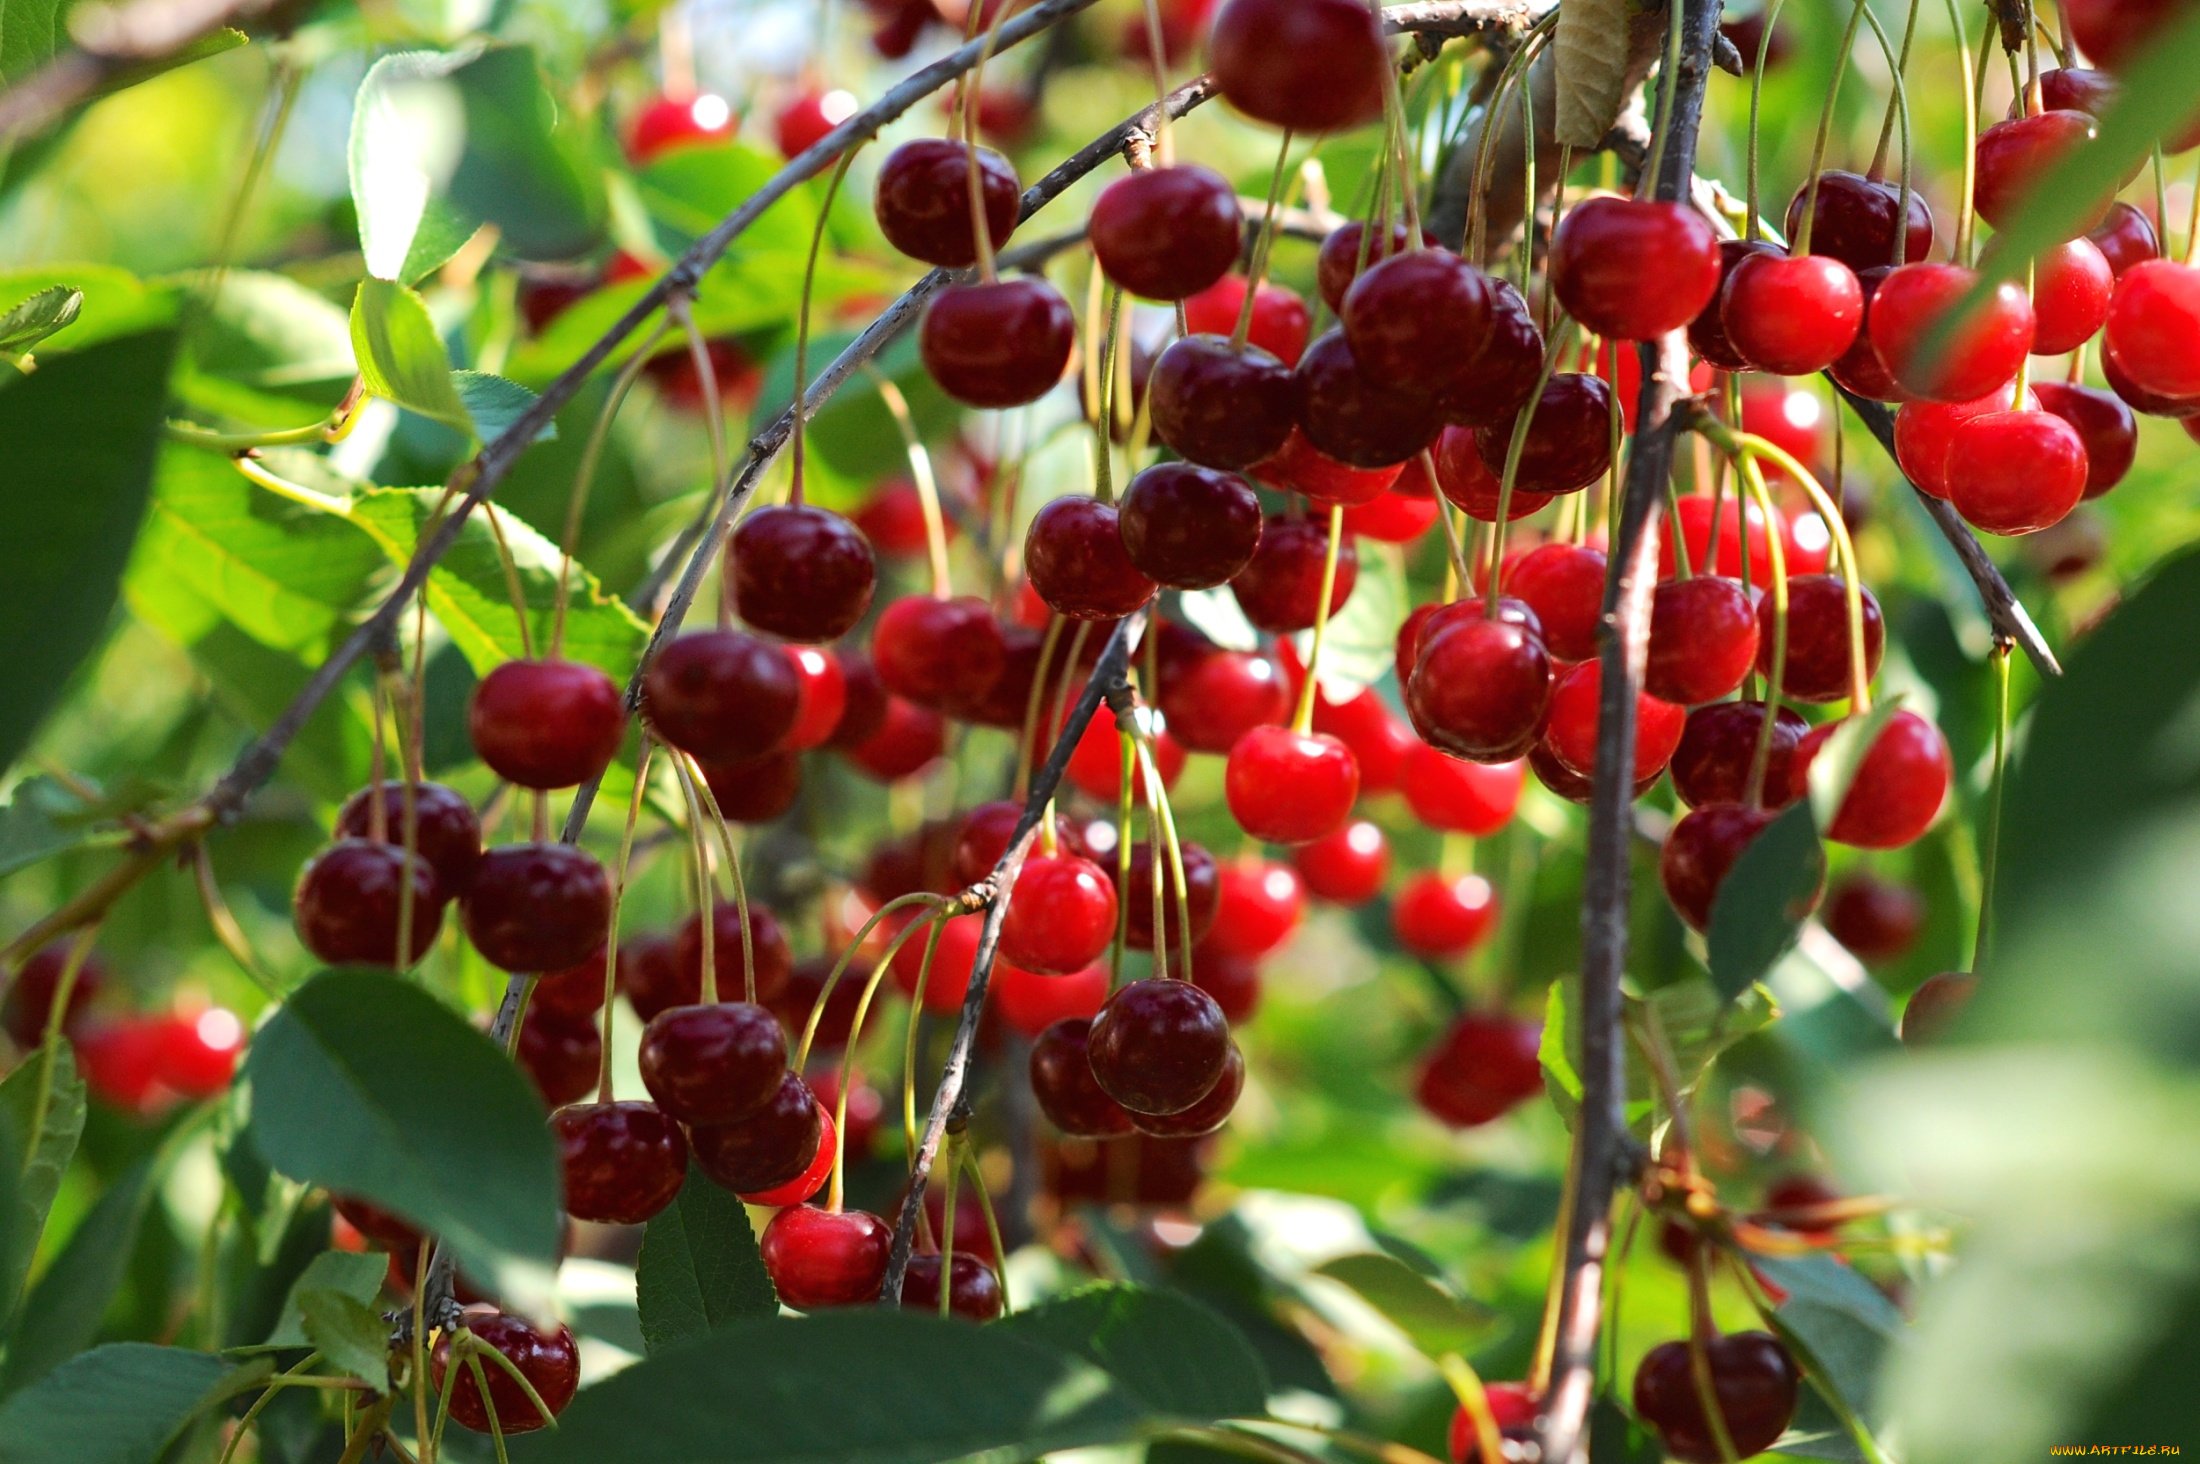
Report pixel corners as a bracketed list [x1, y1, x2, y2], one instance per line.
[1792, 0, 1871, 258]
[1291, 503, 1348, 732]
[594, 738, 655, 1103]
[1973, 640, 2012, 974]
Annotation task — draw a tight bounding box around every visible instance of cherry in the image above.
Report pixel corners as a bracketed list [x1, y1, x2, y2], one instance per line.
[872, 595, 1006, 708]
[1149, 334, 1297, 470]
[740, 1100, 836, 1208]
[1659, 495, 1775, 583]
[889, 912, 985, 1013]
[1438, 277, 1545, 427]
[1407, 616, 1552, 763]
[1186, 953, 1258, 1030]
[149, 1008, 245, 1098]
[1661, 804, 1782, 931]
[1232, 514, 1358, 633]
[643, 630, 799, 763]
[1829, 265, 1904, 400]
[1448, 1381, 1540, 1464]
[1473, 372, 1614, 493]
[1632, 1331, 1800, 1462]
[951, 801, 1067, 886]
[827, 651, 890, 750]
[1413, 1010, 1540, 1126]
[1295, 329, 1445, 468]
[1504, 542, 1607, 663]
[432, 1309, 580, 1434]
[2105, 258, 2200, 399]
[3, 942, 105, 1047]
[691, 1072, 824, 1192]
[1430, 425, 1555, 521]
[697, 748, 801, 824]
[774, 86, 857, 158]
[1647, 575, 1760, 705]
[1261, 427, 1406, 506]
[611, 933, 683, 1022]
[1116, 463, 1262, 589]
[1183, 274, 1311, 363]
[335, 781, 481, 897]
[1342, 489, 1439, 541]
[1671, 701, 1807, 809]
[1392, 872, 1499, 959]
[674, 900, 795, 1007]
[552, 1100, 688, 1224]
[1226, 727, 1359, 845]
[921, 278, 1076, 408]
[1783, 170, 1933, 274]
[780, 646, 848, 750]
[2102, 341, 2200, 416]
[1718, 249, 1864, 374]
[1025, 497, 1158, 620]
[1551, 197, 1722, 339]
[1160, 648, 1288, 753]
[2034, 381, 2138, 497]
[1293, 819, 1390, 906]
[638, 1001, 787, 1125]
[2031, 236, 2116, 353]
[1401, 743, 1523, 835]
[995, 960, 1108, 1038]
[730, 504, 877, 643]
[464, 843, 612, 973]
[2088, 200, 2161, 277]
[1692, 239, 1781, 369]
[1894, 388, 2041, 498]
[1115, 839, 1220, 950]
[1315, 221, 1427, 312]
[1000, 854, 1118, 975]
[1397, 598, 1526, 685]
[1312, 686, 1417, 791]
[1975, 111, 2110, 235]
[1824, 872, 1925, 963]
[899, 1252, 1006, 1320]
[1090, 164, 1242, 300]
[1759, 575, 1884, 703]
[873, 138, 1020, 268]
[469, 659, 626, 790]
[1341, 248, 1494, 394]
[2065, 0, 2182, 73]
[626, 93, 735, 164]
[1901, 970, 1978, 1044]
[768, 955, 867, 1053]
[1541, 661, 1687, 785]
[1791, 708, 1952, 849]
[1031, 1017, 1137, 1136]
[1065, 710, 1184, 807]
[1945, 409, 2089, 536]
[1866, 262, 2035, 403]
[1204, 860, 1305, 960]
[1132, 1041, 1244, 1138]
[1041, 1131, 1209, 1207]
[1088, 978, 1230, 1116]
[2038, 63, 2118, 116]
[1207, 0, 1386, 132]
[760, 1204, 892, 1308]
[516, 1005, 601, 1107]
[294, 840, 443, 968]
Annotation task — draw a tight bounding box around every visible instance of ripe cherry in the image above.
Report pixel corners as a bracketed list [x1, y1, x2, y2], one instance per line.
[995, 960, 1108, 1038]
[1473, 373, 1614, 494]
[1894, 388, 2040, 498]
[1314, 220, 1427, 311]
[644, 630, 799, 763]
[1160, 647, 1288, 754]
[1392, 872, 1499, 959]
[1867, 262, 2035, 403]
[1205, 860, 1305, 960]
[1032, 1016, 1138, 1133]
[691, 1072, 824, 1192]
[1792, 708, 1952, 849]
[2031, 237, 2116, 353]
[1551, 197, 1722, 339]
[889, 912, 986, 1013]
[828, 652, 889, 750]
[1207, 0, 1386, 132]
[1830, 265, 1904, 400]
[1000, 854, 1118, 975]
[1719, 249, 1864, 374]
[760, 1204, 892, 1308]
[1025, 497, 1158, 620]
[1407, 616, 1553, 763]
[2088, 200, 2161, 277]
[1295, 329, 1445, 468]
[1429, 425, 1555, 522]
[674, 900, 795, 1007]
[1090, 164, 1242, 300]
[1342, 488, 1440, 540]
[1975, 110, 2110, 235]
[469, 659, 626, 790]
[783, 646, 849, 750]
[1671, 701, 1807, 809]
[1647, 575, 1760, 705]
[730, 504, 877, 643]
[1632, 1331, 1800, 1463]
[1183, 274, 1311, 363]
[2102, 341, 2200, 416]
[335, 781, 481, 897]
[2034, 381, 2138, 496]
[1543, 661, 1688, 786]
[1132, 1041, 1244, 1138]
[1414, 1011, 1541, 1126]
[1226, 726, 1360, 845]
[921, 278, 1075, 408]
[1661, 804, 1783, 931]
[2065, 0, 2183, 72]
[1825, 872, 1925, 963]
[1232, 515, 1358, 633]
[1117, 463, 1263, 589]
[1087, 978, 1231, 1116]
[294, 840, 443, 968]
[1662, 494, 1781, 583]
[3, 942, 105, 1047]
[1692, 239, 1781, 369]
[432, 1309, 580, 1434]
[626, 94, 735, 164]
[1065, 709, 1185, 806]
[873, 138, 1019, 267]
[611, 934, 684, 1022]
[552, 1100, 688, 1224]
[1149, 334, 1297, 470]
[768, 955, 867, 1053]
[1313, 685, 1417, 791]
[638, 1001, 787, 1126]
[1448, 1381, 1540, 1464]
[1114, 839, 1220, 950]
[1945, 409, 2089, 535]
[740, 1100, 836, 1207]
[1504, 542, 1607, 663]
[1341, 248, 1494, 393]
[465, 843, 611, 974]
[1784, 170, 1933, 274]
[899, 1252, 1005, 1320]
[1901, 970, 1978, 1044]
[1759, 575, 1884, 703]
[843, 696, 948, 781]
[1401, 743, 1523, 835]
[774, 87, 857, 158]
[2105, 259, 2200, 399]
[1293, 819, 1390, 905]
[872, 595, 1006, 708]
[516, 1006, 600, 1107]
[1438, 277, 1545, 427]
[952, 801, 1066, 886]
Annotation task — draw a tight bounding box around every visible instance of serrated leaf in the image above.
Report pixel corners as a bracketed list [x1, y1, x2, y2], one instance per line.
[0, 264, 172, 351]
[0, 1151, 158, 1396]
[636, 1165, 776, 1353]
[351, 278, 466, 426]
[453, 369, 553, 443]
[1311, 1252, 1492, 1358]
[0, 1344, 253, 1464]
[0, 1040, 85, 1322]
[262, 1251, 392, 1349]
[300, 1289, 394, 1387]
[1706, 800, 1825, 1002]
[1001, 1283, 1272, 1420]
[0, 284, 79, 354]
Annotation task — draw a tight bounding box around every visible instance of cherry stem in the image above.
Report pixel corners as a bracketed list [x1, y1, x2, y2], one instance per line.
[796, 892, 948, 1071]
[1464, 17, 1556, 262]
[897, 916, 953, 1167]
[1429, 452, 1471, 593]
[667, 296, 734, 551]
[20, 923, 100, 1149]
[959, 0, 1018, 285]
[1292, 504, 1348, 732]
[594, 739, 655, 1103]
[936, 1129, 962, 1314]
[1684, 1257, 1746, 1464]
[1743, 432, 1868, 711]
[1851, 0, 1916, 266]
[666, 748, 719, 1004]
[1528, 1126, 1583, 1393]
[1943, 0, 1979, 264]
[1868, 0, 1921, 179]
[865, 364, 955, 599]
[1140, 732, 1196, 980]
[960, 1141, 1012, 1310]
[2185, 162, 2200, 266]
[1793, 0, 1870, 258]
[824, 958, 896, 1213]
[1111, 726, 1137, 990]
[1973, 640, 2012, 974]
[1485, 320, 1576, 608]
[1093, 284, 1125, 503]
[1372, 0, 1419, 243]
[552, 320, 669, 657]
[1013, 616, 1068, 798]
[789, 150, 861, 510]
[1435, 1355, 1507, 1464]
[1232, 130, 1298, 353]
[1138, 0, 1173, 162]
[682, 751, 756, 1001]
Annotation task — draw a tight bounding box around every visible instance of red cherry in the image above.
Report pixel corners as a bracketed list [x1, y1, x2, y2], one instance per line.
[1829, 265, 1904, 400]
[1207, 0, 1386, 132]
[1438, 278, 1545, 427]
[1671, 701, 1807, 810]
[1975, 111, 2111, 235]
[1261, 427, 1406, 506]
[1182, 274, 1311, 363]
[2034, 381, 2138, 497]
[644, 630, 799, 762]
[1315, 220, 1430, 312]
[1719, 250, 1864, 374]
[1341, 488, 1440, 541]
[610, 934, 683, 1022]
[768, 955, 868, 1053]
[1945, 409, 2089, 535]
[1824, 873, 1925, 963]
[1692, 239, 1782, 369]
[1473, 372, 1614, 493]
[516, 1005, 600, 1107]
[1025, 496, 1158, 620]
[2102, 338, 2200, 416]
[1661, 495, 1780, 582]
[1090, 165, 1242, 300]
[1784, 170, 1934, 274]
[626, 93, 735, 164]
[1894, 388, 2040, 498]
[1113, 839, 1221, 950]
[2065, 0, 2182, 72]
[951, 801, 1068, 886]
[1232, 514, 1358, 633]
[2030, 237, 2116, 353]
[1293, 819, 1390, 905]
[1541, 661, 1687, 785]
[1647, 575, 1760, 705]
[690, 1072, 824, 1193]
[464, 843, 610, 974]
[1295, 329, 1445, 469]
[672, 900, 795, 1007]
[152, 1008, 245, 1098]
[899, 1251, 1006, 1320]
[1867, 262, 2035, 403]
[552, 1100, 688, 1224]
[1117, 463, 1263, 589]
[1401, 743, 1523, 835]
[1205, 860, 1305, 959]
[469, 659, 626, 790]
[1448, 1382, 1541, 1464]
[1000, 854, 1118, 975]
[1088, 978, 1230, 1116]
[432, 1310, 579, 1433]
[1191, 946, 1262, 1023]
[1407, 616, 1553, 763]
[730, 504, 877, 643]
[827, 652, 889, 749]
[1030, 1017, 1136, 1136]
[1342, 248, 1494, 393]
[774, 87, 857, 158]
[1759, 575, 1884, 703]
[638, 1001, 786, 1126]
[1661, 804, 1786, 932]
[1901, 970, 1978, 1044]
[1160, 647, 1288, 754]
[841, 696, 946, 781]
[995, 960, 1108, 1038]
[779, 646, 848, 751]
[852, 479, 936, 559]
[921, 278, 1075, 408]
[1131, 1040, 1244, 1138]
[1632, 1332, 1800, 1463]
[335, 781, 481, 897]
[1551, 197, 1722, 339]
[1225, 726, 1359, 845]
[889, 911, 985, 1013]
[760, 1204, 892, 1308]
[739, 1100, 836, 1208]
[1310, 685, 1415, 791]
[294, 840, 443, 969]
[1413, 1010, 1540, 1125]
[2105, 259, 2200, 399]
[3, 942, 105, 1048]
[1065, 709, 1185, 806]
[2088, 201, 2161, 277]
[1504, 542, 1608, 663]
[1149, 335, 1297, 470]
[1791, 708, 1952, 849]
[872, 595, 1006, 709]
[873, 138, 1019, 267]
[1392, 872, 1499, 959]
[1429, 425, 1555, 522]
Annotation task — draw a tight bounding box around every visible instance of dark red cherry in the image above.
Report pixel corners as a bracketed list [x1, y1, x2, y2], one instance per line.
[1430, 424, 1556, 522]
[1901, 970, 1978, 1044]
[1791, 708, 1952, 849]
[2, 942, 105, 1047]
[1115, 840, 1220, 950]
[674, 900, 795, 1007]
[1824, 872, 1925, 963]
[1393, 871, 1500, 957]
[921, 279, 1076, 408]
[1541, 661, 1686, 785]
[1132, 1041, 1243, 1138]
[1414, 1010, 1540, 1126]
[469, 659, 626, 790]
[552, 1100, 688, 1224]
[1975, 111, 2110, 235]
[1671, 701, 1807, 809]
[1945, 409, 2088, 535]
[1661, 804, 1782, 932]
[2034, 381, 2137, 497]
[613, 933, 684, 1023]
[872, 595, 1006, 708]
[1064, 709, 1185, 807]
[2031, 237, 2116, 353]
[516, 1005, 600, 1107]
[1407, 617, 1552, 763]
[1829, 265, 1904, 400]
[1473, 372, 1613, 493]
[2038, 63, 2119, 116]
[2066, 0, 2185, 72]
[1205, 860, 1304, 959]
[464, 843, 611, 973]
[730, 504, 877, 643]
[1000, 854, 1118, 975]
[1159, 646, 1288, 753]
[739, 1098, 836, 1207]
[702, 747, 799, 821]
[1692, 239, 1782, 369]
[1504, 542, 1607, 662]
[2105, 259, 2200, 399]
[1295, 329, 1444, 469]
[1648, 575, 1759, 704]
[760, 1204, 892, 1308]
[1293, 819, 1390, 905]
[1192, 947, 1263, 1024]
[1087, 978, 1230, 1116]
[873, 138, 1019, 268]
[2087, 200, 2160, 277]
[638, 1001, 787, 1125]
[432, 1309, 579, 1434]
[690, 1072, 823, 1193]
[1867, 262, 2035, 403]
[1207, 0, 1386, 132]
[1784, 170, 1933, 274]
[644, 630, 800, 764]
[888, 911, 988, 1013]
[1438, 277, 1544, 427]
[951, 800, 1068, 886]
[1719, 249, 1864, 374]
[1030, 1017, 1136, 1136]
[1183, 273, 1312, 363]
[1551, 197, 1722, 340]
[899, 1251, 1005, 1320]
[1025, 497, 1158, 620]
[1759, 575, 1883, 703]
[1118, 463, 1262, 589]
[1448, 1381, 1541, 1464]
[827, 651, 889, 751]
[1149, 334, 1297, 469]
[1225, 727, 1359, 845]
[1632, 1332, 1800, 1463]
[294, 841, 443, 968]
[335, 781, 481, 897]
[1089, 164, 1242, 300]
[1396, 596, 1543, 685]
[1231, 514, 1357, 632]
[1401, 742, 1523, 835]
[767, 954, 868, 1053]
[1314, 220, 1428, 312]
[626, 93, 735, 163]
[1893, 389, 2038, 498]
[1341, 248, 1494, 393]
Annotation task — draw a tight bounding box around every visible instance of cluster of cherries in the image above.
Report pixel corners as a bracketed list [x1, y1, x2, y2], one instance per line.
[0, 942, 242, 1113]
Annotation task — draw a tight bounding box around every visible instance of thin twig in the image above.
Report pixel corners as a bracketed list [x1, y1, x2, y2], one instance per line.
[0, 0, 284, 140]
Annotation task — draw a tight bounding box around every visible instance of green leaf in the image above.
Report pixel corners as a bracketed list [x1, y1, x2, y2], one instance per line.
[0, 1151, 159, 1396]
[179, 268, 355, 424]
[0, 0, 72, 84]
[0, 1343, 252, 1464]
[0, 264, 173, 351]
[0, 284, 79, 355]
[262, 1250, 391, 1349]
[1311, 1253, 1492, 1358]
[1706, 800, 1824, 1002]
[0, 1040, 85, 1322]
[0, 774, 98, 880]
[0, 327, 179, 771]
[350, 48, 492, 282]
[242, 970, 562, 1302]
[1295, 542, 1405, 701]
[299, 1289, 393, 1387]
[1752, 1253, 1903, 1434]
[453, 369, 553, 444]
[350, 278, 467, 427]
[635, 1164, 776, 1354]
[1002, 1283, 1272, 1420]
